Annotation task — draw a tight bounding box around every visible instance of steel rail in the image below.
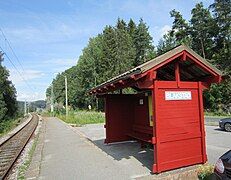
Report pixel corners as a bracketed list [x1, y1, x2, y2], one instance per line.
[0, 113, 39, 179]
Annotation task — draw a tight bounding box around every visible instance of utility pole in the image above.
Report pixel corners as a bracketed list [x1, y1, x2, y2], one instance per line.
[64, 75, 68, 119]
[24, 100, 27, 116]
[27, 102, 30, 113]
[53, 73, 68, 120]
[51, 83, 54, 116]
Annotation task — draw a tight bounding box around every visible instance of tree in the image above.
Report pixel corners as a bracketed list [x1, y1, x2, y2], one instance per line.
[170, 10, 191, 45]
[0, 51, 18, 121]
[190, 2, 216, 59]
[157, 32, 178, 55]
[114, 18, 135, 74]
[156, 0, 231, 114]
[210, 0, 231, 73]
[133, 18, 155, 66]
[127, 19, 136, 38]
[0, 93, 7, 121]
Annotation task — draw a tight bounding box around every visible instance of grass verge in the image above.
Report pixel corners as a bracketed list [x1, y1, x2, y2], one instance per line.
[0, 117, 25, 137]
[204, 111, 230, 118]
[205, 122, 218, 126]
[57, 110, 105, 126]
[197, 164, 214, 180]
[17, 133, 39, 180]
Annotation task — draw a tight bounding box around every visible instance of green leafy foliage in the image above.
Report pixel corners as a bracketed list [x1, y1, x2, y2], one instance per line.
[57, 110, 105, 126]
[47, 18, 155, 110]
[197, 164, 214, 180]
[0, 52, 18, 122]
[158, 0, 231, 114]
[47, 1, 230, 114]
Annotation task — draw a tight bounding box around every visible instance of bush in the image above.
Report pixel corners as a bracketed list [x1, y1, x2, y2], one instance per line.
[197, 164, 214, 180]
[57, 110, 105, 126]
[0, 118, 21, 136]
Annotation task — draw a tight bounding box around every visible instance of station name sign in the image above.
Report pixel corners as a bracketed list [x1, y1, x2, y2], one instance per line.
[165, 91, 192, 100]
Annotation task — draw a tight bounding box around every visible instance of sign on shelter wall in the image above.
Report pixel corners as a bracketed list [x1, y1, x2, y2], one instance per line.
[165, 91, 192, 101]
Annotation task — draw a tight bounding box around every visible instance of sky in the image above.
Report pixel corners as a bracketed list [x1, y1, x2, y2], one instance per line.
[0, 0, 213, 101]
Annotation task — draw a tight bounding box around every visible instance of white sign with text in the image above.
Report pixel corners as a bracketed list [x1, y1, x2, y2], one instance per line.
[165, 91, 192, 100]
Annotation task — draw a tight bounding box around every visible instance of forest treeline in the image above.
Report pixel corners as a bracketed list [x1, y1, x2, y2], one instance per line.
[47, 0, 231, 114]
[0, 52, 18, 122]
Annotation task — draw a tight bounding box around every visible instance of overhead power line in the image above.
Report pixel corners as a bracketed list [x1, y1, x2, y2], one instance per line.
[0, 27, 36, 92]
[0, 46, 34, 92]
[0, 28, 27, 73]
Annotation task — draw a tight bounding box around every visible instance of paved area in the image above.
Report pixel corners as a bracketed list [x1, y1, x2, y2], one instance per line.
[77, 123, 231, 165]
[205, 116, 227, 123]
[38, 117, 230, 180]
[205, 126, 231, 164]
[39, 118, 151, 180]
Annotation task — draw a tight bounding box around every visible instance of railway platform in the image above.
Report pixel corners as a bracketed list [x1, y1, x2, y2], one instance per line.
[37, 117, 131, 180]
[29, 117, 199, 180]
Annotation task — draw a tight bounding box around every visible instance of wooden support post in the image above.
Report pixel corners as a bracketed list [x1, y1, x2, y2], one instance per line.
[198, 81, 207, 163]
[152, 80, 159, 173]
[182, 51, 187, 61]
[175, 61, 180, 87]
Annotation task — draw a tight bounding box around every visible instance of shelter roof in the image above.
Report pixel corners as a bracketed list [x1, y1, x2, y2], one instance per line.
[89, 45, 223, 94]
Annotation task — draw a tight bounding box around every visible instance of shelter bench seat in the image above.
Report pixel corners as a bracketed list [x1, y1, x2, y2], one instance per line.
[127, 124, 153, 143]
[132, 124, 153, 135]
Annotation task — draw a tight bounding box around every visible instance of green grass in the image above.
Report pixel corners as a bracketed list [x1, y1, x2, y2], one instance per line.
[204, 111, 230, 118]
[0, 117, 24, 137]
[57, 110, 105, 126]
[197, 164, 214, 180]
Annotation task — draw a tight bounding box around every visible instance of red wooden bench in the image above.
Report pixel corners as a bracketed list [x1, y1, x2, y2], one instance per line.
[127, 124, 153, 143]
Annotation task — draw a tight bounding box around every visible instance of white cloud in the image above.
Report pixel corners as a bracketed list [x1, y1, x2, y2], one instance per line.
[4, 21, 97, 44]
[9, 69, 45, 84]
[44, 58, 77, 67]
[160, 25, 171, 37]
[41, 58, 77, 73]
[17, 92, 45, 101]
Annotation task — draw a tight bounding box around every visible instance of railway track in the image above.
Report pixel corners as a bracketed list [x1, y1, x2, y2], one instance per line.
[0, 114, 39, 179]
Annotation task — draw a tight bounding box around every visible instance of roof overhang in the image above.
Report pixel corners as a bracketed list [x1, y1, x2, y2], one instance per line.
[89, 45, 223, 95]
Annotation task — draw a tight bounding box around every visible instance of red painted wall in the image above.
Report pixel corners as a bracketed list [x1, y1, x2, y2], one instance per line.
[133, 94, 150, 127]
[153, 81, 207, 173]
[104, 93, 153, 143]
[104, 94, 134, 143]
[104, 81, 207, 174]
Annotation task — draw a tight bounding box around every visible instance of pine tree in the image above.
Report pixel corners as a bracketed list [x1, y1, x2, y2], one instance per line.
[133, 18, 155, 66]
[114, 18, 135, 74]
[127, 19, 136, 38]
[210, 0, 231, 73]
[157, 32, 178, 55]
[170, 10, 191, 45]
[102, 25, 117, 78]
[190, 2, 216, 59]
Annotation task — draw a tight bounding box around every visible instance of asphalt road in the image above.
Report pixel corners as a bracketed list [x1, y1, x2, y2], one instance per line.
[205, 126, 231, 164]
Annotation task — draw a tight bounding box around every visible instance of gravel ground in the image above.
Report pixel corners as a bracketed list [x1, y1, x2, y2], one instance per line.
[6, 115, 42, 180]
[0, 114, 32, 145]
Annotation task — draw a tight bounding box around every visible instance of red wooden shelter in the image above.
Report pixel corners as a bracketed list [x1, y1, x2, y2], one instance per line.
[89, 45, 223, 173]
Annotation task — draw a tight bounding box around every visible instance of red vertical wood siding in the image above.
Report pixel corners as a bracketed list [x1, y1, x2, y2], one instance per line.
[153, 81, 206, 173]
[104, 94, 134, 143]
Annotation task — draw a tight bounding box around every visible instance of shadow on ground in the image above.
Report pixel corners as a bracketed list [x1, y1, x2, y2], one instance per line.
[91, 139, 154, 172]
[213, 128, 231, 133]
